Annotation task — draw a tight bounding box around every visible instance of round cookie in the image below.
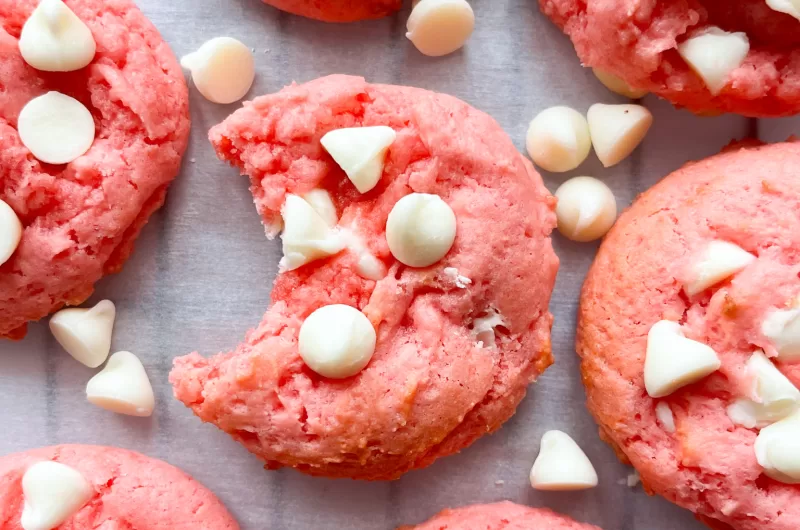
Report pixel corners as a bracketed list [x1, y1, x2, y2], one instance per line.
[261, 0, 402, 22]
[0, 445, 238, 529]
[578, 141, 800, 529]
[539, 0, 800, 117]
[0, 0, 190, 339]
[170, 75, 559, 480]
[402, 502, 602, 529]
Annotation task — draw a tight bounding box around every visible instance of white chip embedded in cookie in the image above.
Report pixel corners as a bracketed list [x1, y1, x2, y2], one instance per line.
[386, 192, 457, 267]
[19, 0, 96, 72]
[18, 91, 95, 165]
[21, 461, 92, 530]
[677, 28, 750, 96]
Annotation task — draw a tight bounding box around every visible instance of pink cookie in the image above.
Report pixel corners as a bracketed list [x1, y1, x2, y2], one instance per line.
[402, 502, 602, 529]
[170, 75, 559, 480]
[261, 0, 402, 22]
[0, 0, 190, 339]
[578, 141, 800, 529]
[0, 445, 238, 529]
[539, 0, 800, 117]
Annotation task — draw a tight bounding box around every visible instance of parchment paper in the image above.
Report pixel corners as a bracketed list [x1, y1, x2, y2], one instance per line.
[1, 0, 798, 528]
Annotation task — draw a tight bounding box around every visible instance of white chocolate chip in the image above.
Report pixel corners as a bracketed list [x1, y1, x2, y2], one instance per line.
[626, 471, 641, 487]
[406, 0, 475, 57]
[525, 106, 591, 173]
[586, 103, 653, 167]
[279, 194, 344, 272]
[762, 305, 800, 361]
[86, 351, 155, 417]
[644, 320, 721, 398]
[727, 350, 799, 428]
[18, 91, 95, 165]
[320, 126, 396, 194]
[0, 199, 23, 267]
[755, 412, 800, 484]
[530, 430, 599, 491]
[298, 304, 377, 379]
[472, 308, 506, 347]
[683, 240, 755, 296]
[386, 193, 457, 268]
[592, 69, 648, 99]
[677, 27, 750, 96]
[19, 0, 96, 72]
[554, 176, 617, 242]
[49, 300, 116, 368]
[443, 267, 471, 288]
[340, 228, 386, 281]
[302, 189, 338, 227]
[766, 0, 800, 21]
[655, 401, 676, 433]
[181, 37, 255, 104]
[21, 461, 92, 530]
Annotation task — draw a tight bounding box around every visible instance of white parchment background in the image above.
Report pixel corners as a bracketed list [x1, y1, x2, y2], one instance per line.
[1, 0, 798, 528]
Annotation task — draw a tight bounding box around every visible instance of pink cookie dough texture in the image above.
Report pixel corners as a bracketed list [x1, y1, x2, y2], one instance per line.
[578, 141, 800, 530]
[170, 75, 559, 480]
[261, 0, 402, 22]
[0, 445, 239, 529]
[402, 502, 603, 529]
[539, 0, 800, 117]
[0, 0, 190, 339]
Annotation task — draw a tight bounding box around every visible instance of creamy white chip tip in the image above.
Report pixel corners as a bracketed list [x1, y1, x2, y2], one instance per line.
[762, 305, 800, 361]
[444, 267, 471, 288]
[406, 0, 475, 57]
[19, 0, 96, 72]
[302, 189, 338, 227]
[755, 412, 800, 484]
[644, 320, 721, 398]
[341, 228, 386, 281]
[683, 240, 755, 296]
[727, 350, 799, 428]
[386, 193, 456, 267]
[321, 126, 396, 194]
[554, 176, 617, 242]
[525, 106, 591, 173]
[18, 92, 95, 165]
[655, 402, 676, 433]
[677, 27, 749, 96]
[86, 351, 155, 417]
[530, 430, 598, 491]
[298, 304, 377, 378]
[0, 199, 23, 267]
[280, 194, 344, 272]
[587, 103, 653, 167]
[49, 299, 116, 368]
[473, 308, 505, 347]
[181, 37, 255, 104]
[21, 461, 92, 530]
[766, 0, 800, 21]
[592, 69, 648, 99]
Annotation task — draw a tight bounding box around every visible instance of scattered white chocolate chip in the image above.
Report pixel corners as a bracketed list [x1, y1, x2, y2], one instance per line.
[302, 189, 338, 227]
[683, 240, 755, 296]
[386, 193, 456, 268]
[755, 412, 800, 484]
[21, 461, 92, 530]
[586, 103, 653, 167]
[19, 0, 96, 72]
[766, 0, 800, 21]
[525, 106, 591, 173]
[86, 351, 155, 417]
[406, 0, 475, 57]
[443, 267, 471, 288]
[727, 350, 799, 428]
[0, 199, 23, 267]
[592, 69, 648, 99]
[298, 304, 377, 379]
[530, 430, 598, 491]
[626, 471, 641, 488]
[554, 176, 617, 242]
[49, 300, 116, 368]
[472, 308, 506, 347]
[18, 91, 95, 165]
[644, 320, 721, 398]
[181, 37, 255, 104]
[279, 194, 344, 272]
[677, 27, 749, 96]
[320, 126, 396, 194]
[762, 305, 800, 361]
[655, 401, 676, 433]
